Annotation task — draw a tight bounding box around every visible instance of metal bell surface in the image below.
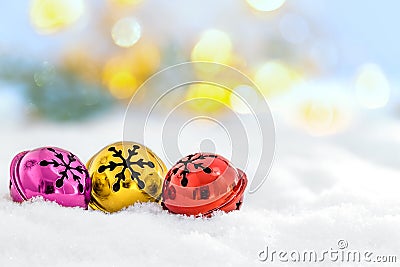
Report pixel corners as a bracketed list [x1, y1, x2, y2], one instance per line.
[162, 153, 248, 217]
[10, 147, 91, 208]
[87, 141, 167, 213]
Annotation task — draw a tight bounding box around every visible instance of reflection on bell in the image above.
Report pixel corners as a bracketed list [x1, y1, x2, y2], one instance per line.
[87, 141, 167, 213]
[162, 152, 248, 217]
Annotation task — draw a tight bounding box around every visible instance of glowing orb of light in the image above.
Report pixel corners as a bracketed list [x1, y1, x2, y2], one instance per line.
[254, 61, 300, 98]
[102, 41, 160, 99]
[185, 83, 232, 113]
[191, 29, 233, 65]
[355, 63, 390, 109]
[108, 71, 138, 99]
[246, 0, 286, 12]
[293, 84, 352, 136]
[110, 0, 143, 6]
[300, 101, 337, 136]
[30, 0, 85, 34]
[103, 57, 138, 100]
[112, 17, 141, 48]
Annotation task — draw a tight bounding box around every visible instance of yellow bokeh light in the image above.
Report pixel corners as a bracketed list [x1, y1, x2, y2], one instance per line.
[108, 71, 137, 99]
[254, 61, 300, 97]
[109, 0, 143, 6]
[185, 83, 232, 113]
[103, 40, 161, 99]
[30, 0, 85, 34]
[130, 42, 161, 77]
[103, 59, 138, 100]
[246, 0, 286, 12]
[191, 29, 233, 65]
[355, 63, 390, 109]
[299, 100, 346, 136]
[292, 85, 352, 136]
[111, 17, 141, 48]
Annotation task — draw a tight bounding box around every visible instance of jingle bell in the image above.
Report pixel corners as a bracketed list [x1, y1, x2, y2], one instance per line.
[10, 147, 91, 208]
[87, 141, 167, 213]
[162, 153, 247, 216]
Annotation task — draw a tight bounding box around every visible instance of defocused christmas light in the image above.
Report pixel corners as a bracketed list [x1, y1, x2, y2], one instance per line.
[102, 40, 160, 99]
[355, 63, 390, 109]
[30, 0, 85, 34]
[103, 58, 138, 100]
[254, 61, 301, 97]
[230, 85, 259, 114]
[299, 100, 346, 136]
[129, 41, 161, 77]
[109, 0, 143, 6]
[185, 83, 232, 113]
[292, 84, 352, 136]
[246, 0, 286, 12]
[191, 29, 233, 65]
[111, 17, 141, 48]
[108, 71, 138, 99]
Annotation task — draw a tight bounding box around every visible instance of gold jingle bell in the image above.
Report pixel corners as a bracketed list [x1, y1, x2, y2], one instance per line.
[87, 141, 167, 212]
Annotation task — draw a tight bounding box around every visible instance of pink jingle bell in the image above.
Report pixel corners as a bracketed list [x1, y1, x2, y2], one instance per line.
[10, 147, 91, 208]
[162, 153, 248, 217]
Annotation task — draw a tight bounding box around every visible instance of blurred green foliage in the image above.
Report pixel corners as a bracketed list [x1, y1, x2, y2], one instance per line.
[0, 56, 114, 121]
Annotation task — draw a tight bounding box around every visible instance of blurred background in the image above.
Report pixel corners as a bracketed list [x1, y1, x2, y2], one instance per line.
[1, 0, 399, 137]
[2, 2, 400, 262]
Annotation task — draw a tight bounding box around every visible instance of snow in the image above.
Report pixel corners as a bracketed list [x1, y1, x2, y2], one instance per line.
[1, 107, 400, 266]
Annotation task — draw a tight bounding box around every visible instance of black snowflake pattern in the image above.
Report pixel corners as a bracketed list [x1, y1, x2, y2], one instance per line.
[171, 153, 217, 187]
[39, 148, 86, 193]
[98, 145, 155, 192]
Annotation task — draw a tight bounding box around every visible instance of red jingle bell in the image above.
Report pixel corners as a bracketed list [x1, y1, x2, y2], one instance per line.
[162, 153, 247, 217]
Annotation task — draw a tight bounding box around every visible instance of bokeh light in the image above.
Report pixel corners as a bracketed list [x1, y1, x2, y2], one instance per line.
[103, 57, 138, 99]
[2, 1, 397, 127]
[30, 0, 85, 34]
[111, 17, 141, 48]
[298, 100, 349, 136]
[246, 0, 286, 12]
[109, 0, 143, 6]
[108, 71, 138, 99]
[291, 84, 352, 136]
[191, 29, 233, 65]
[185, 83, 232, 113]
[254, 61, 301, 98]
[102, 41, 160, 99]
[355, 63, 391, 109]
[129, 41, 161, 77]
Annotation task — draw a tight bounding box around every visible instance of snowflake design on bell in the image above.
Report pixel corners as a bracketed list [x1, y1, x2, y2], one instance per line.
[98, 145, 155, 192]
[170, 153, 217, 187]
[39, 148, 86, 193]
[9, 147, 91, 208]
[162, 152, 248, 217]
[87, 141, 168, 213]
